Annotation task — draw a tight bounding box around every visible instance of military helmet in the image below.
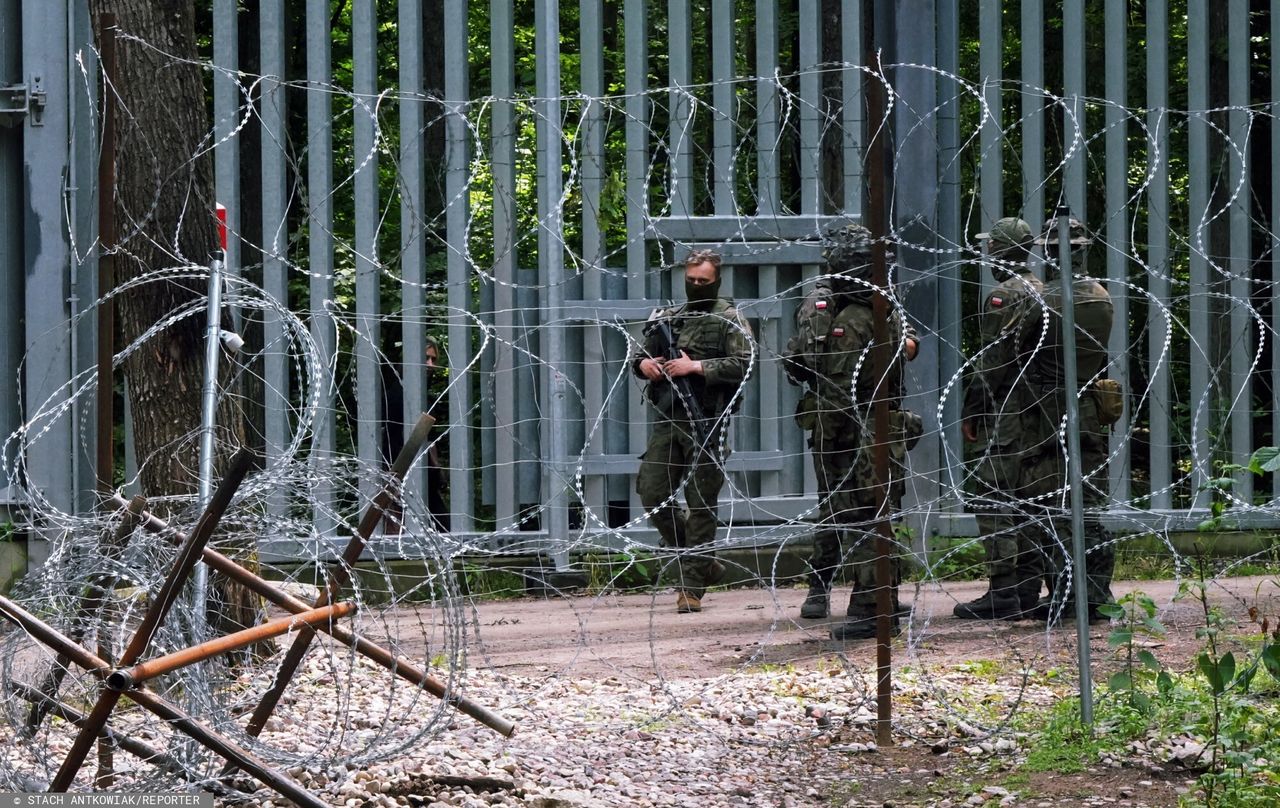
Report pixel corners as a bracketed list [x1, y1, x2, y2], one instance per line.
[1037, 215, 1093, 246]
[975, 217, 1033, 249]
[821, 222, 874, 276]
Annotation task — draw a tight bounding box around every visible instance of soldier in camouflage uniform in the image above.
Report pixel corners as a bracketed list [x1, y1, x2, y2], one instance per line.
[955, 217, 1046, 619]
[964, 216, 1119, 623]
[633, 250, 754, 613]
[784, 223, 922, 641]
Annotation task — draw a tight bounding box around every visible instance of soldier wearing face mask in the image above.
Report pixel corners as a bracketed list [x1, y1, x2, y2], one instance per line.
[632, 250, 754, 613]
[955, 216, 1045, 619]
[783, 223, 922, 641]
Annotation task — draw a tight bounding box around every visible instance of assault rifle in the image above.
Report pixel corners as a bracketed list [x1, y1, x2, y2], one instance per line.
[650, 318, 715, 449]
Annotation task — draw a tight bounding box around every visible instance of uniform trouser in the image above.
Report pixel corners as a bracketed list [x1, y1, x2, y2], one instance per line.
[636, 417, 726, 597]
[805, 417, 906, 618]
[992, 393, 1115, 608]
[972, 443, 1046, 600]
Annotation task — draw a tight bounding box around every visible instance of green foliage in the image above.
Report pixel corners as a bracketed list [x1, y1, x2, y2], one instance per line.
[1100, 591, 1170, 715]
[1198, 447, 1280, 532]
[582, 550, 659, 592]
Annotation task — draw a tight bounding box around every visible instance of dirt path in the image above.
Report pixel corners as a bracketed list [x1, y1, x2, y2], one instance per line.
[370, 575, 1280, 680]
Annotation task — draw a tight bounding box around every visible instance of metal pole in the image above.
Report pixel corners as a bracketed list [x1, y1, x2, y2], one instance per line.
[193, 251, 224, 640]
[866, 44, 893, 748]
[95, 13, 116, 497]
[1056, 208, 1093, 728]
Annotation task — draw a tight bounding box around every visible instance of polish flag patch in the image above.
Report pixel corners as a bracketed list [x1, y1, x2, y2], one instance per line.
[832, 327, 845, 337]
[815, 300, 828, 310]
[990, 296, 1004, 307]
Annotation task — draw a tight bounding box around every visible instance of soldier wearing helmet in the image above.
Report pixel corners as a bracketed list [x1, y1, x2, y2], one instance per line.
[783, 221, 921, 641]
[961, 213, 1118, 623]
[955, 217, 1046, 620]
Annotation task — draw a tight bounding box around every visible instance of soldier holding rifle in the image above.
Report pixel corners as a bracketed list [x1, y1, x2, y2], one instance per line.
[631, 250, 753, 614]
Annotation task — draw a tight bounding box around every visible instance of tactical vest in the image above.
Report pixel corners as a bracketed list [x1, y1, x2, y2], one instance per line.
[1022, 277, 1113, 384]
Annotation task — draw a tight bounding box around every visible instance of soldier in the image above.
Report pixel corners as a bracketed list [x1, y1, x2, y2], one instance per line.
[784, 223, 922, 640]
[632, 250, 754, 613]
[964, 216, 1119, 623]
[954, 217, 1045, 619]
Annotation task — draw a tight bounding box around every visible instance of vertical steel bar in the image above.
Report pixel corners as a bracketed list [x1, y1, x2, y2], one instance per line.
[757, 0, 784, 495]
[1021, 0, 1044, 229]
[535, 0, 570, 568]
[978, 0, 1002, 254]
[308, 0, 337, 539]
[841, 0, 864, 218]
[1228, 0, 1252, 502]
[937, 0, 962, 502]
[445, 0, 474, 532]
[798, 0, 819, 216]
[96, 15, 115, 498]
[193, 253, 224, 639]
[1188, 0, 1211, 508]
[492, 0, 518, 528]
[1056, 211, 1094, 728]
[353, 0, 381, 508]
[213, 0, 241, 291]
[668, 0, 693, 217]
[711, 0, 734, 215]
[260, 0, 289, 507]
[400, 0, 427, 504]
[0, 0, 19, 477]
[1103, 0, 1129, 504]
[581, 0, 607, 520]
[1147, 0, 1171, 510]
[1063, 0, 1086, 220]
[624, 0, 649, 495]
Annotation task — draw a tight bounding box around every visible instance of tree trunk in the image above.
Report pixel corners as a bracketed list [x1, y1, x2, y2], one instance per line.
[90, 0, 262, 649]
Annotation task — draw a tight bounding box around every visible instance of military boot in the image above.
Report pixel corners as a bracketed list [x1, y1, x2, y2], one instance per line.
[799, 578, 831, 619]
[952, 575, 1026, 620]
[830, 614, 901, 641]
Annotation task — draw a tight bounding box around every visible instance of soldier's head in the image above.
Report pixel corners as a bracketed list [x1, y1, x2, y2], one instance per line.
[975, 217, 1033, 281]
[684, 249, 723, 310]
[1036, 215, 1093, 278]
[821, 222, 875, 295]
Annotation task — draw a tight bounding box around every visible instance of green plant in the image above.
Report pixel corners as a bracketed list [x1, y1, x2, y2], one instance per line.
[1098, 591, 1171, 713]
[1197, 447, 1280, 532]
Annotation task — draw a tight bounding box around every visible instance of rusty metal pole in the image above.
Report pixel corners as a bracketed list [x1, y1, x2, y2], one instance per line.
[234, 413, 435, 751]
[865, 44, 895, 747]
[107, 602, 357, 691]
[50, 449, 254, 792]
[113, 493, 516, 736]
[95, 14, 119, 788]
[0, 597, 327, 808]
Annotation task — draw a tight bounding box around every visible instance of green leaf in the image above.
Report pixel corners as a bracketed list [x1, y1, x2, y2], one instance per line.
[1257, 446, 1280, 473]
[1108, 671, 1133, 692]
[1097, 603, 1125, 620]
[1261, 644, 1280, 679]
[1220, 652, 1237, 689]
[1196, 518, 1220, 532]
[1137, 650, 1162, 671]
[1132, 691, 1152, 713]
[1157, 670, 1174, 694]
[1199, 652, 1226, 694]
[1107, 629, 1134, 648]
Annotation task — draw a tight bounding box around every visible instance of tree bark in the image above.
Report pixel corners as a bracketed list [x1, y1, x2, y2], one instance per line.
[90, 0, 261, 647]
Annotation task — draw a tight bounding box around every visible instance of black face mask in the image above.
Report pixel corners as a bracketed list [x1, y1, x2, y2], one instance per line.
[684, 277, 722, 311]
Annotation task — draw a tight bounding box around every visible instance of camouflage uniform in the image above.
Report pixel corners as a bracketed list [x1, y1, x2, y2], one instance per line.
[784, 224, 920, 639]
[633, 298, 753, 604]
[967, 218, 1117, 621]
[956, 218, 1046, 619]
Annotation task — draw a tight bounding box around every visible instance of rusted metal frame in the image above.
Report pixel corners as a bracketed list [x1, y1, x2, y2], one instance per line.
[106, 602, 357, 692]
[51, 448, 255, 792]
[10, 680, 209, 788]
[26, 495, 146, 737]
[234, 413, 435, 749]
[0, 596, 326, 808]
[864, 46, 894, 748]
[113, 493, 516, 736]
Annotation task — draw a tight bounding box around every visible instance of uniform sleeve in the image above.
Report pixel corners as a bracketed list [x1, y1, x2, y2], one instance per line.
[629, 320, 663, 379]
[963, 295, 1044, 418]
[701, 309, 753, 388]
